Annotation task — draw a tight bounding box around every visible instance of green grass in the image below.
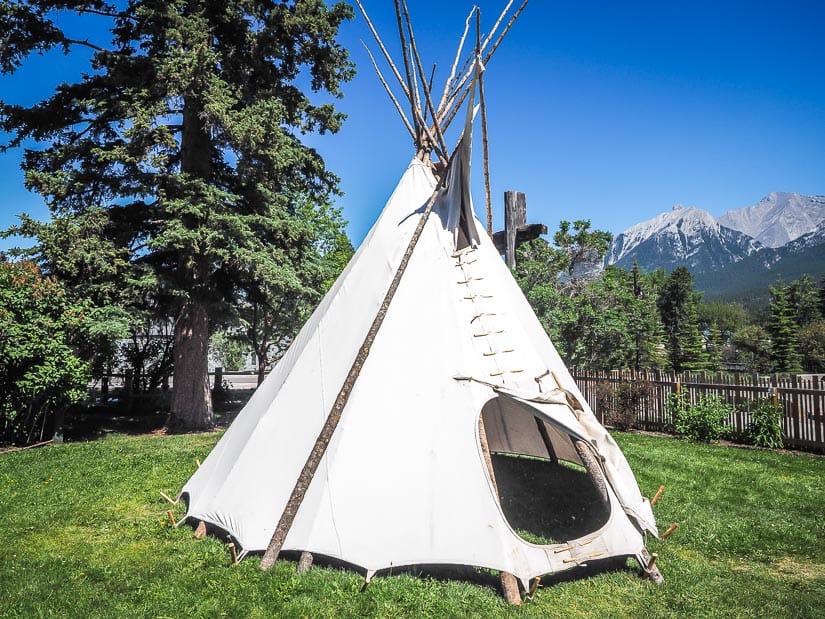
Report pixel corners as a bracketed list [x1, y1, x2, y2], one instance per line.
[1, 432, 824, 618]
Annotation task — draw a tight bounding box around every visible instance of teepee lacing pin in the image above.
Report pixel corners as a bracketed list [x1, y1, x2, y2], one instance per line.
[562, 551, 605, 564]
[470, 312, 496, 322]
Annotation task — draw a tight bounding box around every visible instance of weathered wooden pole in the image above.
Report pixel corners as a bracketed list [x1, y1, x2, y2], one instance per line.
[492, 191, 546, 267]
[504, 190, 526, 268]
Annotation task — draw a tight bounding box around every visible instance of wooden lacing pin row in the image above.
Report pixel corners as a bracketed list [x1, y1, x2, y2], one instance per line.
[470, 312, 497, 322]
[645, 552, 659, 572]
[661, 523, 678, 540]
[553, 538, 594, 554]
[562, 551, 605, 564]
[451, 247, 477, 259]
[651, 485, 665, 506]
[166, 510, 176, 526]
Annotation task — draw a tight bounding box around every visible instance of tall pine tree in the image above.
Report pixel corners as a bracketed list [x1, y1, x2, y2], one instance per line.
[657, 267, 707, 373]
[768, 283, 802, 374]
[1, 1, 354, 431]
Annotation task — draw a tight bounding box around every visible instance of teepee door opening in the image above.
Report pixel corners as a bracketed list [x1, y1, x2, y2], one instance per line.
[479, 396, 612, 545]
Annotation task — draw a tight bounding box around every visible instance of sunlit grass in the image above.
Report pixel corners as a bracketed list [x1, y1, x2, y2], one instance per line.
[1, 432, 823, 617]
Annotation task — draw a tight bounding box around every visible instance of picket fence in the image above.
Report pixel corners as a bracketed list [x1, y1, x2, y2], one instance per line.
[572, 369, 825, 454]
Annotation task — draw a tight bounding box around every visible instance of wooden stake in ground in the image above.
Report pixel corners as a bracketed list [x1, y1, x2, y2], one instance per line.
[194, 521, 206, 539]
[296, 551, 313, 574]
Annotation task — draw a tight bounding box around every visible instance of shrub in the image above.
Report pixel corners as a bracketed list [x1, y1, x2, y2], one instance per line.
[671, 394, 732, 443]
[745, 398, 784, 449]
[592, 382, 615, 424]
[0, 261, 90, 445]
[607, 381, 653, 431]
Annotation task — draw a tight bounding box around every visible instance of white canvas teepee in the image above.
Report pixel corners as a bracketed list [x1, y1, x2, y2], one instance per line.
[179, 1, 662, 597]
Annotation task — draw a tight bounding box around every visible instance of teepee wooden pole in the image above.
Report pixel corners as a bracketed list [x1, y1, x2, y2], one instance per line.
[355, 0, 410, 99]
[484, 0, 529, 65]
[439, 0, 529, 129]
[260, 162, 453, 571]
[362, 42, 417, 141]
[476, 11, 493, 236]
[392, 0, 421, 139]
[402, 0, 448, 158]
[435, 6, 476, 118]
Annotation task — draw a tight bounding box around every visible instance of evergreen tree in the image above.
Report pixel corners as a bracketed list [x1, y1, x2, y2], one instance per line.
[731, 324, 772, 373]
[705, 322, 724, 371]
[657, 267, 707, 373]
[820, 275, 825, 317]
[630, 260, 667, 370]
[787, 274, 822, 327]
[1, 1, 355, 431]
[767, 283, 802, 374]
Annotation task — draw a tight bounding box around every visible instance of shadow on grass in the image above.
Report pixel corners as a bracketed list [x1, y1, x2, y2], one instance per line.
[60, 388, 256, 443]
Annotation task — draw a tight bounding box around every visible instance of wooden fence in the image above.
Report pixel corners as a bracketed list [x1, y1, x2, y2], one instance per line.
[572, 369, 825, 454]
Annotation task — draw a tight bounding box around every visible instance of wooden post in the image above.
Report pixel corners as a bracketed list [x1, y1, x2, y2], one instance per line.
[213, 366, 223, 391]
[296, 551, 313, 574]
[504, 190, 526, 268]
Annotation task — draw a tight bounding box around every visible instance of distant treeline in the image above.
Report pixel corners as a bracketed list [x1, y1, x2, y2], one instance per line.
[514, 220, 825, 375]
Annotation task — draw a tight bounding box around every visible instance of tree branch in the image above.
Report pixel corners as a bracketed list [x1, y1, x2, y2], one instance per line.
[61, 37, 108, 53]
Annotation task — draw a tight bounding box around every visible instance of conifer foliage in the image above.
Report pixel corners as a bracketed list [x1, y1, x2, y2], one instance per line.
[0, 1, 355, 431]
[767, 283, 802, 374]
[657, 267, 707, 373]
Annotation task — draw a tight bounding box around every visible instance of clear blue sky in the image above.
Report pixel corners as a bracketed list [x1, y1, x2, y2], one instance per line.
[1, 0, 824, 251]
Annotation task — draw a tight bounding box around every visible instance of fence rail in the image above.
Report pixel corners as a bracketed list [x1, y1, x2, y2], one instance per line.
[572, 369, 825, 454]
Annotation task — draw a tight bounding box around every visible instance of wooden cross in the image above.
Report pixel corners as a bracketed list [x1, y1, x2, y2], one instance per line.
[492, 190, 547, 268]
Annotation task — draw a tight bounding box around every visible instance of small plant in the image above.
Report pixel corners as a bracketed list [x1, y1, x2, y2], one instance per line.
[745, 398, 784, 449]
[671, 394, 732, 443]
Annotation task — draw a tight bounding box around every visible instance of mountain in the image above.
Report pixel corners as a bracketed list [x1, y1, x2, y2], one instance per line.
[606, 205, 762, 272]
[718, 192, 825, 248]
[695, 220, 825, 301]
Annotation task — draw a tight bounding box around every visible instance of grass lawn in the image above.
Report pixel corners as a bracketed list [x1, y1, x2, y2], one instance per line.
[1, 432, 823, 618]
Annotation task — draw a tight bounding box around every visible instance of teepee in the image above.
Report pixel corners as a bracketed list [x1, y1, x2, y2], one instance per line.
[179, 1, 662, 602]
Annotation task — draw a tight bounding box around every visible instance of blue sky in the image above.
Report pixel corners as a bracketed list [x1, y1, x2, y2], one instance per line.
[1, 0, 824, 251]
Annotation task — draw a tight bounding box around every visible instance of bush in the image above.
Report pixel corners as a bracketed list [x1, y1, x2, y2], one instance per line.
[0, 261, 90, 445]
[592, 382, 615, 424]
[670, 393, 732, 443]
[607, 381, 653, 431]
[745, 398, 784, 448]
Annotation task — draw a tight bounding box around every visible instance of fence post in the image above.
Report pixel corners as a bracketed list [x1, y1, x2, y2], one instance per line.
[214, 366, 223, 391]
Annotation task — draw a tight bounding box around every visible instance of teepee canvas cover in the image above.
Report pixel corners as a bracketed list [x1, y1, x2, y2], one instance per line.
[179, 0, 661, 594]
[180, 140, 659, 590]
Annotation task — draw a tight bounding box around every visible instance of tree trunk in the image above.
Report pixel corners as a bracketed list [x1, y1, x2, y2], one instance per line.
[257, 350, 267, 386]
[166, 90, 215, 433]
[167, 300, 214, 432]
